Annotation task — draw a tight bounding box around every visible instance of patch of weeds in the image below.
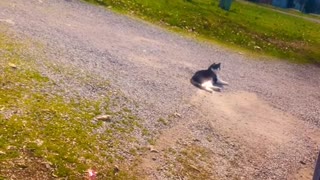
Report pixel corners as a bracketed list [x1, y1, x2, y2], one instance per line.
[122, 107, 131, 113]
[168, 147, 177, 155]
[157, 117, 168, 126]
[147, 138, 156, 146]
[129, 148, 137, 156]
[164, 144, 216, 179]
[142, 128, 150, 136]
[0, 29, 144, 179]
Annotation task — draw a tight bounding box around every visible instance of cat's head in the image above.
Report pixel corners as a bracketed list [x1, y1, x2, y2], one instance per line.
[208, 63, 221, 72]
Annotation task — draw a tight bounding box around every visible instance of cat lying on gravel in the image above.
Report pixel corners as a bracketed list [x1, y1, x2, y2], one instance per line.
[191, 63, 228, 92]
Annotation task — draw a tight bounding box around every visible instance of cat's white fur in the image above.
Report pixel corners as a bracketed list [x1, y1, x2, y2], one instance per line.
[200, 68, 228, 92]
[217, 77, 229, 85]
[211, 68, 229, 85]
[201, 81, 221, 92]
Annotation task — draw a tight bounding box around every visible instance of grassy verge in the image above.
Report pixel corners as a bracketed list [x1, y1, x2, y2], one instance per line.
[84, 0, 320, 64]
[0, 30, 144, 179]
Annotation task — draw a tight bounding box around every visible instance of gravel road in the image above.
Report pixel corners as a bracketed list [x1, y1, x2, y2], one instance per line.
[1, 0, 320, 179]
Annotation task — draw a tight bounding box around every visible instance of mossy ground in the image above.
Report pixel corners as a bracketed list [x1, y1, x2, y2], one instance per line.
[0, 28, 145, 179]
[162, 144, 216, 179]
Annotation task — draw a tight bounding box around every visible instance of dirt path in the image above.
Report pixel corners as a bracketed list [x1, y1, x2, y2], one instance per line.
[1, 0, 320, 179]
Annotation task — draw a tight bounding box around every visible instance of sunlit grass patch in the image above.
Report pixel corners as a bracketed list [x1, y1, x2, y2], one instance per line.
[0, 30, 140, 179]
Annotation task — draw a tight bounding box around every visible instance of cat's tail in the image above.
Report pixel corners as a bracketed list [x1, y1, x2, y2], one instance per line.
[190, 78, 202, 88]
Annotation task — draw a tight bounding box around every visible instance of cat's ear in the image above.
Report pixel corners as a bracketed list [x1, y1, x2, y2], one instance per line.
[217, 63, 221, 70]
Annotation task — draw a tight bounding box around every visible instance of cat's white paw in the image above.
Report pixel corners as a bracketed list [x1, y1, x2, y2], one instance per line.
[207, 89, 214, 93]
[212, 87, 221, 92]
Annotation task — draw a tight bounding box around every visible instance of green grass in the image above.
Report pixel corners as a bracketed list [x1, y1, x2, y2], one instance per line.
[157, 117, 168, 126]
[0, 30, 141, 179]
[164, 145, 215, 179]
[84, 0, 320, 63]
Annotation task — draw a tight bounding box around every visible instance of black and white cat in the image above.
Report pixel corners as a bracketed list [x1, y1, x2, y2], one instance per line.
[190, 63, 228, 92]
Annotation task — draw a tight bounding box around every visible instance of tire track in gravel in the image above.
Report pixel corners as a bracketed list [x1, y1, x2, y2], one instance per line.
[1, 0, 320, 179]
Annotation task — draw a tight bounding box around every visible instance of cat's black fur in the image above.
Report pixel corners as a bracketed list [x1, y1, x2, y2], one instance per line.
[190, 63, 221, 88]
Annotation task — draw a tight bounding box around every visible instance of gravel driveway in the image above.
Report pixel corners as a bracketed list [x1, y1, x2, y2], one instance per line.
[1, 0, 320, 179]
